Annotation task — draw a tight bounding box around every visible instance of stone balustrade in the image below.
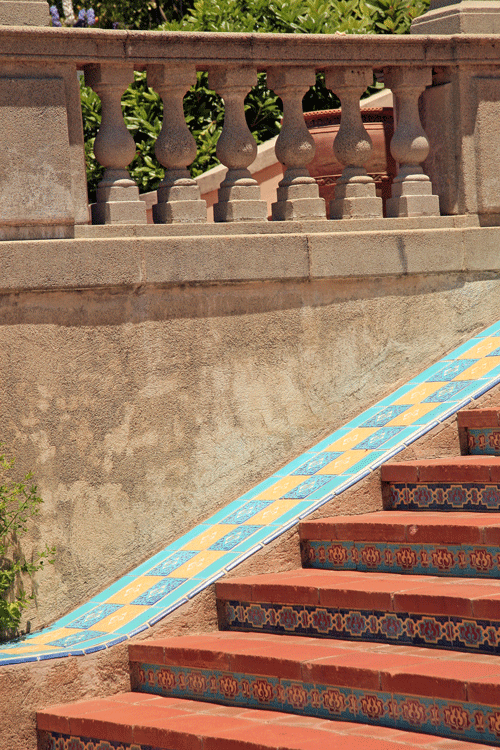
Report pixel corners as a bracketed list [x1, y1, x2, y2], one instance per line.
[2, 26, 500, 237]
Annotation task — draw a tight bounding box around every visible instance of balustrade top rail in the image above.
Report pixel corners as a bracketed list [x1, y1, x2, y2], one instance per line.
[1, 26, 500, 68]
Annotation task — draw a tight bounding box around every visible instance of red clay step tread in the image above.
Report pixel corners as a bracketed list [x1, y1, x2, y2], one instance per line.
[457, 409, 500, 429]
[126, 633, 500, 745]
[37, 692, 496, 750]
[215, 568, 500, 652]
[299, 511, 500, 544]
[381, 456, 500, 484]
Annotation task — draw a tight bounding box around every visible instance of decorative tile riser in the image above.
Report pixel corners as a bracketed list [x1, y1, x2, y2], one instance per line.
[389, 483, 500, 511]
[219, 600, 500, 654]
[133, 662, 500, 746]
[39, 736, 145, 750]
[302, 540, 500, 578]
[467, 429, 500, 456]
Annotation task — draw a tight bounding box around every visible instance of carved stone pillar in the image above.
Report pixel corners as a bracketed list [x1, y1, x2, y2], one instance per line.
[208, 67, 267, 222]
[384, 67, 440, 217]
[325, 67, 382, 220]
[267, 68, 325, 221]
[147, 64, 206, 224]
[84, 64, 147, 225]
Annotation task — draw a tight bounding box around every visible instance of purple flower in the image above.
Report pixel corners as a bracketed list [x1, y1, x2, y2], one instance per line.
[86, 7, 96, 25]
[77, 8, 86, 19]
[49, 5, 62, 26]
[112, 20, 119, 29]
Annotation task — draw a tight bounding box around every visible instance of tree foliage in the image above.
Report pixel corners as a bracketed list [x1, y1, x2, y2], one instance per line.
[76, 0, 429, 200]
[0, 451, 55, 643]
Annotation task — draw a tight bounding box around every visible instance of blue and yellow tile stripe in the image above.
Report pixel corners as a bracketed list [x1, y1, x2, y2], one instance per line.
[3, 321, 500, 665]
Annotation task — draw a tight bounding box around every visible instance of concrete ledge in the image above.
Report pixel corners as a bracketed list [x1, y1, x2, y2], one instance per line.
[1, 221, 499, 293]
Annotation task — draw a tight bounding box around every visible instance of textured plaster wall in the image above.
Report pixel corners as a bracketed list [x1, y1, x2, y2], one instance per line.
[1, 271, 500, 632]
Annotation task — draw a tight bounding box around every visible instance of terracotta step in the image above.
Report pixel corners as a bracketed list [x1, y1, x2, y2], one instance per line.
[216, 568, 500, 654]
[125, 632, 500, 746]
[458, 409, 500, 456]
[381, 457, 500, 511]
[299, 510, 500, 578]
[37, 690, 496, 750]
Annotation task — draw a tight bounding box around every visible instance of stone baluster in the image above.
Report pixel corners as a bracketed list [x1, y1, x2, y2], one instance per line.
[147, 64, 206, 224]
[84, 64, 146, 225]
[325, 67, 382, 220]
[384, 67, 440, 217]
[208, 67, 267, 222]
[267, 68, 325, 221]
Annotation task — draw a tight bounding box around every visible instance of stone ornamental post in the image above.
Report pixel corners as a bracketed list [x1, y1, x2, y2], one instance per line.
[208, 67, 267, 222]
[411, 0, 500, 219]
[0, 0, 50, 25]
[325, 67, 383, 220]
[85, 63, 147, 225]
[267, 67, 325, 221]
[384, 67, 440, 218]
[147, 64, 206, 224]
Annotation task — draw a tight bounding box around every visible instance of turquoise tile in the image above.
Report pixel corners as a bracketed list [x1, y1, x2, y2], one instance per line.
[374, 384, 418, 406]
[305, 475, 351, 500]
[168, 524, 214, 550]
[307, 429, 351, 452]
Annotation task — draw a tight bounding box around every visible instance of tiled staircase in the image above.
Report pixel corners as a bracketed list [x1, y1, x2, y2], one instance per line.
[38, 409, 500, 750]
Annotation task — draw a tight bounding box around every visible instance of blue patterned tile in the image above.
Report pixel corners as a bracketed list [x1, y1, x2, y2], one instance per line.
[426, 359, 478, 382]
[291, 452, 342, 475]
[221, 500, 273, 524]
[359, 405, 411, 427]
[423, 381, 476, 403]
[353, 426, 406, 450]
[70, 603, 122, 629]
[146, 551, 198, 576]
[209, 525, 264, 551]
[48, 630, 109, 648]
[132, 577, 188, 605]
[282, 475, 333, 498]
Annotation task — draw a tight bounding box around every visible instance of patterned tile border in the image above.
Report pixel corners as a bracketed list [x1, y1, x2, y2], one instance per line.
[134, 663, 500, 746]
[40, 737, 145, 750]
[4, 321, 500, 665]
[220, 600, 500, 654]
[468, 428, 500, 455]
[389, 483, 500, 511]
[302, 540, 500, 578]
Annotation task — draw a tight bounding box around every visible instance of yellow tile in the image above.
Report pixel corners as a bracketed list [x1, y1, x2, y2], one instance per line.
[459, 339, 500, 359]
[90, 604, 150, 633]
[173, 550, 225, 578]
[326, 428, 376, 451]
[183, 524, 236, 551]
[0, 644, 57, 654]
[318, 450, 370, 475]
[455, 357, 500, 380]
[385, 403, 439, 426]
[246, 499, 300, 525]
[107, 576, 164, 605]
[255, 476, 306, 500]
[393, 383, 444, 405]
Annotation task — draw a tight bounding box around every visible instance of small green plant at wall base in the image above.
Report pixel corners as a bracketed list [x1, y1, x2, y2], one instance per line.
[0, 450, 55, 643]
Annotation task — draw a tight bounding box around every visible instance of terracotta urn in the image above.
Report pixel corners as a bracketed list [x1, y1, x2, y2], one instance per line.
[304, 107, 396, 217]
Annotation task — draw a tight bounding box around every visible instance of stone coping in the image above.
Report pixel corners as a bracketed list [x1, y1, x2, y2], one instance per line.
[1, 220, 499, 293]
[2, 318, 500, 665]
[2, 26, 500, 67]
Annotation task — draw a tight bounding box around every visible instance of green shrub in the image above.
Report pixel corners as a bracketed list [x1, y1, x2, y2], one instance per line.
[0, 451, 55, 643]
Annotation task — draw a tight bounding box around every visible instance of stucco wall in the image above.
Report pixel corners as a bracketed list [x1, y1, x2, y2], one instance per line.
[2, 267, 500, 632]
